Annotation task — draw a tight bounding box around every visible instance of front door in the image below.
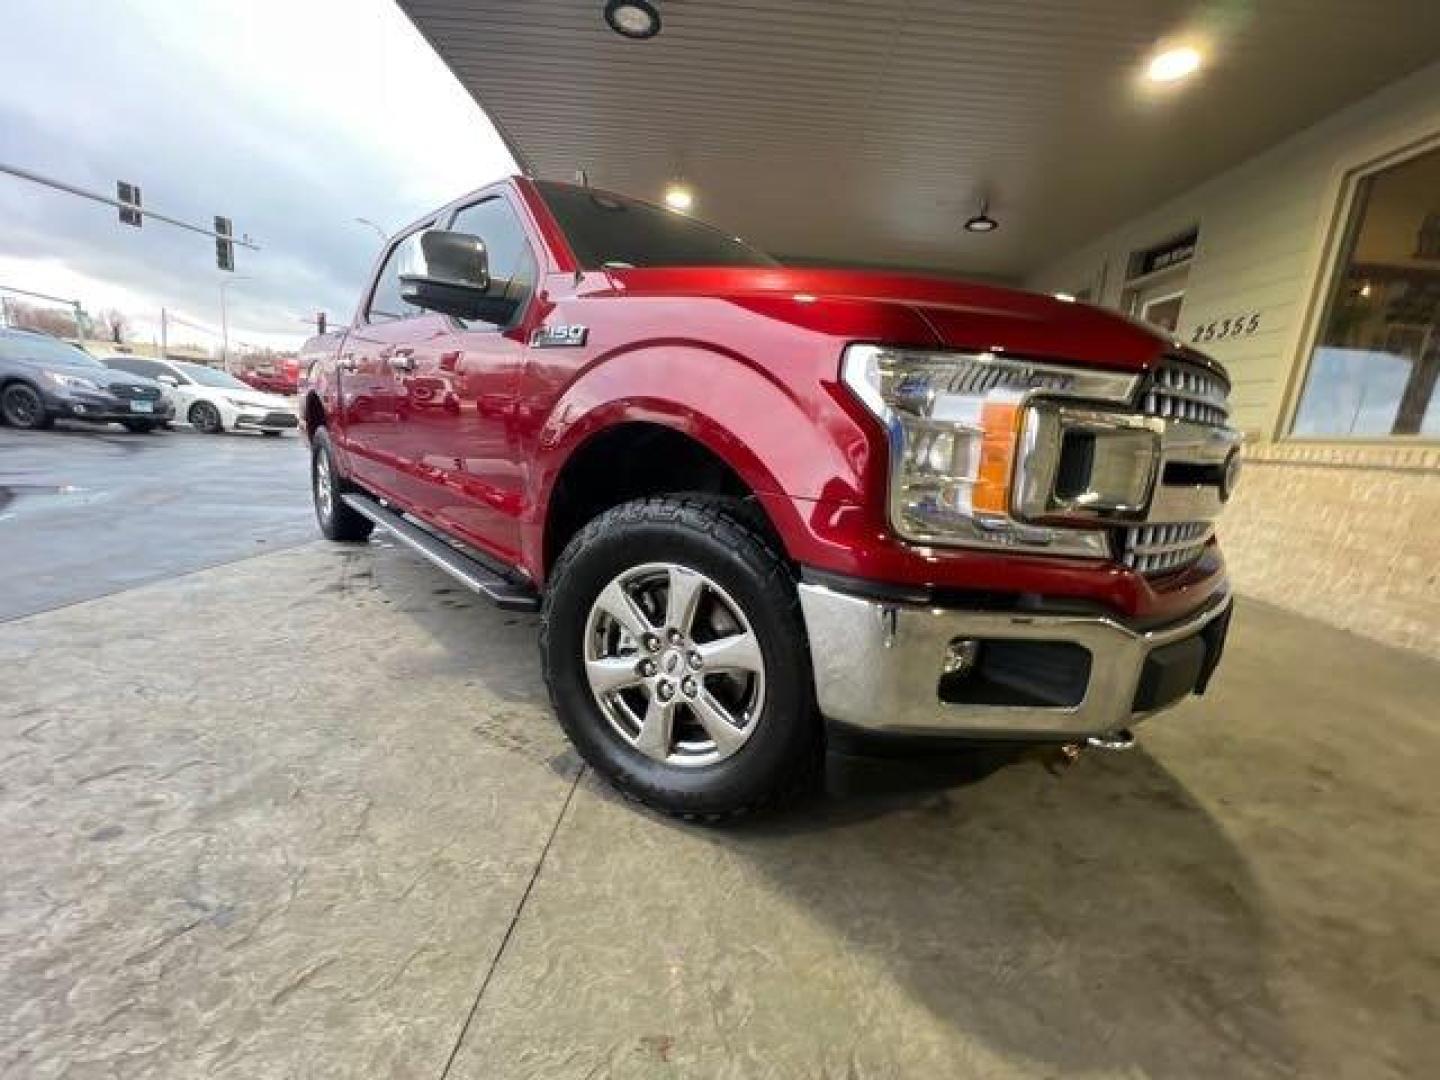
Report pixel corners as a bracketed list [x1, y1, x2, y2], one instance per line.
[336, 225, 436, 502]
[388, 194, 540, 566]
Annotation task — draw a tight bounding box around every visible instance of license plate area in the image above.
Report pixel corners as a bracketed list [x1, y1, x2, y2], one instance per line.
[130, 400, 154, 413]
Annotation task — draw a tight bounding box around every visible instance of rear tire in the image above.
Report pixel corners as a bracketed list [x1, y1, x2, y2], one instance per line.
[311, 427, 374, 543]
[1, 383, 53, 430]
[541, 495, 821, 821]
[189, 401, 224, 434]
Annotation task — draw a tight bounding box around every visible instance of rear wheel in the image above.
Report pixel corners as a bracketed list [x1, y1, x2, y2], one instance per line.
[1, 383, 52, 430]
[189, 401, 223, 434]
[311, 427, 373, 543]
[542, 496, 821, 821]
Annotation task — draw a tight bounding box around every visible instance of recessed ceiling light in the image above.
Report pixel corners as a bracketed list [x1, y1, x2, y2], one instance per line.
[1147, 45, 1202, 83]
[605, 0, 661, 40]
[663, 184, 693, 212]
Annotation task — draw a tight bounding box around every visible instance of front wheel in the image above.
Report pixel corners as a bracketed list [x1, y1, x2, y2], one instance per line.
[189, 401, 224, 434]
[541, 496, 821, 821]
[1, 383, 53, 430]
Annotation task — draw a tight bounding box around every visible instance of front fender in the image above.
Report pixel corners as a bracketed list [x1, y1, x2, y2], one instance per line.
[524, 341, 864, 573]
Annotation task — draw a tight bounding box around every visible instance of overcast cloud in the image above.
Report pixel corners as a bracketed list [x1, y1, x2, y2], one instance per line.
[0, 0, 514, 350]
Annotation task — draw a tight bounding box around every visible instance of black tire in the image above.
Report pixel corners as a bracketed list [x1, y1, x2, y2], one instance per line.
[1, 383, 53, 430]
[541, 496, 821, 821]
[122, 420, 157, 434]
[189, 401, 224, 434]
[311, 427, 374, 543]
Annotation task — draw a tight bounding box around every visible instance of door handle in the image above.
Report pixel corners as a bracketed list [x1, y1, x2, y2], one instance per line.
[337, 353, 357, 373]
[387, 349, 416, 372]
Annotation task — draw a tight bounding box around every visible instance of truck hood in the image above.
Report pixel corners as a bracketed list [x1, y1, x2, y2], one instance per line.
[600, 266, 1185, 373]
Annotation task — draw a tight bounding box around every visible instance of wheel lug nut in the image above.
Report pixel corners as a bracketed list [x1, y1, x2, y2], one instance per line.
[643, 634, 661, 653]
[656, 680, 674, 701]
[681, 677, 698, 698]
[667, 628, 683, 645]
[637, 659, 657, 677]
[687, 651, 703, 670]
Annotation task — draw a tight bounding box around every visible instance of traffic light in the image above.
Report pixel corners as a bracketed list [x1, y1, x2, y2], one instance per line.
[215, 215, 234, 272]
[117, 181, 142, 227]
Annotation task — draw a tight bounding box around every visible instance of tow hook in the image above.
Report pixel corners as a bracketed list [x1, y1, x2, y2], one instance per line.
[1086, 728, 1137, 752]
[1048, 728, 1137, 773]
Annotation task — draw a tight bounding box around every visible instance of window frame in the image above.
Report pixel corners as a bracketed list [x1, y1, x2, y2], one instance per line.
[362, 218, 436, 326]
[443, 190, 539, 332]
[1280, 130, 1440, 447]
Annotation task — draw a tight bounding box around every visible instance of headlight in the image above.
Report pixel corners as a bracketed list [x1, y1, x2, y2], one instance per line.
[45, 371, 102, 392]
[841, 344, 1141, 557]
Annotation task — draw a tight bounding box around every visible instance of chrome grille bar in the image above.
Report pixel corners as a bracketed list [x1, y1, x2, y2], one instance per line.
[1142, 360, 1229, 428]
[1121, 522, 1213, 575]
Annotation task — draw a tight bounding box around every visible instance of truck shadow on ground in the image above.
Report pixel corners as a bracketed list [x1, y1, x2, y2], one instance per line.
[703, 745, 1296, 1077]
[356, 542, 1296, 1075]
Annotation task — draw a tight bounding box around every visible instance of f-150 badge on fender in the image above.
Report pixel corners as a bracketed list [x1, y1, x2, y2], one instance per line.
[531, 324, 588, 347]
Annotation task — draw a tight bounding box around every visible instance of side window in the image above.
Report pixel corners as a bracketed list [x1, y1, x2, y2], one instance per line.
[107, 358, 145, 376]
[450, 197, 537, 325]
[366, 230, 427, 323]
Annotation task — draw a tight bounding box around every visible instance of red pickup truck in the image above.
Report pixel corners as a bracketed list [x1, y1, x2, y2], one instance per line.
[299, 176, 1240, 818]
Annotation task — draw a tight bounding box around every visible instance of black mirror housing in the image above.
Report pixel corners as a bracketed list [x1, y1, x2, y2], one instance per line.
[399, 229, 517, 324]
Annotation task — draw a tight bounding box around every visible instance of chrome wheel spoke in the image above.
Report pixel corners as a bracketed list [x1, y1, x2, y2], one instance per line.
[696, 630, 763, 675]
[634, 694, 675, 759]
[594, 579, 655, 641]
[584, 561, 765, 768]
[664, 566, 706, 637]
[585, 656, 643, 695]
[690, 690, 748, 755]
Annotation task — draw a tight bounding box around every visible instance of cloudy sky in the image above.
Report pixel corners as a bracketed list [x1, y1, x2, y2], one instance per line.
[0, 0, 514, 351]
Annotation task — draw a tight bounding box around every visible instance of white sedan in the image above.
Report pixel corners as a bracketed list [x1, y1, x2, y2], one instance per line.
[103, 356, 298, 436]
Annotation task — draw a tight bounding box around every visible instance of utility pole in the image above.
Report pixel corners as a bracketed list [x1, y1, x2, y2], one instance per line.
[160, 307, 168, 360]
[218, 276, 250, 373]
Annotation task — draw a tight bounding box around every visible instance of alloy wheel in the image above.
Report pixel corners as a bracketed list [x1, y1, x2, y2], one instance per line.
[583, 561, 766, 767]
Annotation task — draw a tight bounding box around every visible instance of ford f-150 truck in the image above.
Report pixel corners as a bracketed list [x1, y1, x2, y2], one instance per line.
[299, 176, 1240, 819]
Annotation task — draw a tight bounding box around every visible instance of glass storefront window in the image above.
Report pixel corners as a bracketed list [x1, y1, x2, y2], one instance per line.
[1293, 146, 1440, 437]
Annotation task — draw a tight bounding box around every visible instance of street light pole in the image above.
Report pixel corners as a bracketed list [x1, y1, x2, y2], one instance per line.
[218, 276, 250, 373]
[354, 217, 388, 242]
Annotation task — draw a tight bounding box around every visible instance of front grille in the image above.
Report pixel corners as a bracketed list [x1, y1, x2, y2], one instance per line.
[1121, 522, 1212, 576]
[1141, 359, 1229, 427]
[110, 383, 161, 401]
[260, 412, 298, 428]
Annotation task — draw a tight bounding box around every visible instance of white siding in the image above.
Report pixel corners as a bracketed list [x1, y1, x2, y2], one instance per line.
[1029, 59, 1440, 442]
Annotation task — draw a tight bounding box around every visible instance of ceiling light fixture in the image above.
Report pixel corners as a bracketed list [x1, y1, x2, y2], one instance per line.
[964, 198, 998, 233]
[1147, 45, 1202, 83]
[663, 184, 693, 212]
[604, 0, 662, 40]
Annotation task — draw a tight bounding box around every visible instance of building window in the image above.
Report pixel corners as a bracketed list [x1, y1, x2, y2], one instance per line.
[1293, 145, 1440, 437]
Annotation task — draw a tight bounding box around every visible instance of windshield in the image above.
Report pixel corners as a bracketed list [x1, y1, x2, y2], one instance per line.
[0, 332, 105, 368]
[536, 181, 778, 270]
[174, 361, 250, 389]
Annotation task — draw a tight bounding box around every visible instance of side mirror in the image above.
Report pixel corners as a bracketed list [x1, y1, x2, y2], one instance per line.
[400, 229, 517, 324]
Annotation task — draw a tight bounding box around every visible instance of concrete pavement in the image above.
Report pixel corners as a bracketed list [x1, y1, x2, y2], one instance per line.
[2, 537, 1438, 1078]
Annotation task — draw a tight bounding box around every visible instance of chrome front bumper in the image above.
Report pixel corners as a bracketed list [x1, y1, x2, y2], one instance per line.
[798, 582, 1232, 739]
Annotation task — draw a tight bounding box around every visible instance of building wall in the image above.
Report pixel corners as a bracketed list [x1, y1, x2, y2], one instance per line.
[1029, 59, 1440, 658]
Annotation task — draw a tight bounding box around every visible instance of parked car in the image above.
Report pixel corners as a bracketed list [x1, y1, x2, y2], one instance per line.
[103, 356, 297, 435]
[299, 176, 1241, 819]
[0, 328, 173, 432]
[237, 369, 298, 396]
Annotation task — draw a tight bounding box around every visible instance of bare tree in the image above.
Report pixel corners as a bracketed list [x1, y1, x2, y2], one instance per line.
[7, 300, 78, 337]
[100, 308, 129, 344]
